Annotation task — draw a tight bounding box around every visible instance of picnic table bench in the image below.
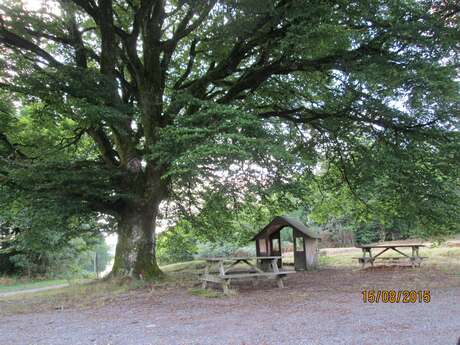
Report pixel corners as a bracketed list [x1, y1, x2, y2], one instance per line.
[355, 244, 427, 268]
[200, 256, 295, 294]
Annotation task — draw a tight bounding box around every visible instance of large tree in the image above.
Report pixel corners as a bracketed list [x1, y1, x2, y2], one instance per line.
[0, 0, 458, 278]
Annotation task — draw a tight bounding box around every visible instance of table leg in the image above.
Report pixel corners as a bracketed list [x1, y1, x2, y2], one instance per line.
[410, 246, 422, 267]
[202, 262, 210, 289]
[218, 261, 226, 276]
[222, 278, 231, 295]
[277, 276, 284, 288]
[271, 258, 285, 288]
[362, 249, 373, 268]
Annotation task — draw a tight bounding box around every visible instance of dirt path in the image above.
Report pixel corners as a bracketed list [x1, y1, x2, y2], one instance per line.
[1, 268, 459, 345]
[0, 284, 69, 298]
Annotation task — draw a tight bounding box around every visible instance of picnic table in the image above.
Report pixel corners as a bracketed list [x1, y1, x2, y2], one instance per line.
[356, 244, 427, 268]
[200, 256, 295, 294]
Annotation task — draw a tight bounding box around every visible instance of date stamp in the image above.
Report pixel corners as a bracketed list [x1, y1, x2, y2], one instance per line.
[361, 289, 431, 303]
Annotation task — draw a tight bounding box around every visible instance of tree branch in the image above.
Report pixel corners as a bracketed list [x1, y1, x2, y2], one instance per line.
[0, 25, 62, 67]
[86, 127, 119, 167]
[70, 0, 100, 24]
[0, 132, 27, 159]
[173, 38, 197, 90]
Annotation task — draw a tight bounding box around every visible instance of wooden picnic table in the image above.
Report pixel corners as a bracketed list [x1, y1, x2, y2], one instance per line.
[356, 244, 427, 268]
[200, 256, 295, 294]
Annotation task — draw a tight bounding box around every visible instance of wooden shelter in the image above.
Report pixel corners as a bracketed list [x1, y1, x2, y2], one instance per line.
[252, 216, 320, 271]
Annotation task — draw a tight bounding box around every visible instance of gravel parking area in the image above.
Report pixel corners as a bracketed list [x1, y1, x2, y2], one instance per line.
[1, 267, 459, 345]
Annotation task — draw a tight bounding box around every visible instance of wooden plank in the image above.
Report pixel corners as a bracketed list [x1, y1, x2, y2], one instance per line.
[372, 247, 390, 259]
[377, 257, 404, 260]
[222, 279, 231, 295]
[241, 259, 264, 273]
[200, 256, 296, 294]
[305, 237, 318, 270]
[201, 262, 210, 289]
[220, 271, 295, 279]
[201, 272, 296, 294]
[357, 257, 375, 262]
[357, 251, 428, 269]
[200, 274, 223, 283]
[223, 260, 241, 272]
[375, 257, 428, 261]
[387, 247, 409, 258]
[277, 276, 285, 288]
[270, 258, 280, 273]
[358, 244, 425, 249]
[384, 257, 427, 260]
[220, 269, 259, 274]
[205, 256, 282, 261]
[218, 261, 226, 277]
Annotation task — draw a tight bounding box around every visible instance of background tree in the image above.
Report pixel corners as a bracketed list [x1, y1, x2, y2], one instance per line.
[0, 190, 112, 277]
[0, 0, 459, 278]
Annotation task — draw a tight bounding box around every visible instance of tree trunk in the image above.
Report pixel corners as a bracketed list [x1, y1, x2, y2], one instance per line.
[111, 202, 163, 279]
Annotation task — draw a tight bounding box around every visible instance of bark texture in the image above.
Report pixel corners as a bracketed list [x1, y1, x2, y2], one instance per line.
[111, 202, 163, 279]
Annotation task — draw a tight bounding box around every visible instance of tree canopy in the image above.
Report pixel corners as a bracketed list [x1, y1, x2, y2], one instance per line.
[0, 0, 459, 278]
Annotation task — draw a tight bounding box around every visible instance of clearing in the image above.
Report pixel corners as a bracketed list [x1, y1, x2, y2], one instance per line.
[1, 246, 459, 345]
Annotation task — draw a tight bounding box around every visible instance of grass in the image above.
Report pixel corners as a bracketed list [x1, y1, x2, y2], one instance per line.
[0, 278, 68, 293]
[0, 277, 148, 316]
[161, 260, 206, 273]
[318, 249, 361, 268]
[422, 247, 460, 277]
[318, 246, 460, 273]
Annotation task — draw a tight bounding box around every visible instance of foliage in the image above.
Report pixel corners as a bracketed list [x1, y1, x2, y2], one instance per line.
[182, 190, 308, 246]
[157, 221, 197, 264]
[307, 135, 460, 242]
[4, 234, 111, 279]
[0, 197, 111, 277]
[194, 242, 256, 259]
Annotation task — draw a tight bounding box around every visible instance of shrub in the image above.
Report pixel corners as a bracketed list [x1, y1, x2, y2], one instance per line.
[194, 242, 256, 259]
[157, 224, 197, 264]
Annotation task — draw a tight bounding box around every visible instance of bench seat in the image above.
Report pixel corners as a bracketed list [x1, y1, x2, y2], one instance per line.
[355, 256, 428, 268]
[220, 271, 296, 279]
[354, 256, 427, 261]
[200, 270, 295, 294]
[354, 257, 374, 262]
[377, 257, 404, 260]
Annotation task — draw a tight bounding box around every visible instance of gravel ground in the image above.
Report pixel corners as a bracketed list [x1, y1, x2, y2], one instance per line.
[1, 267, 459, 345]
